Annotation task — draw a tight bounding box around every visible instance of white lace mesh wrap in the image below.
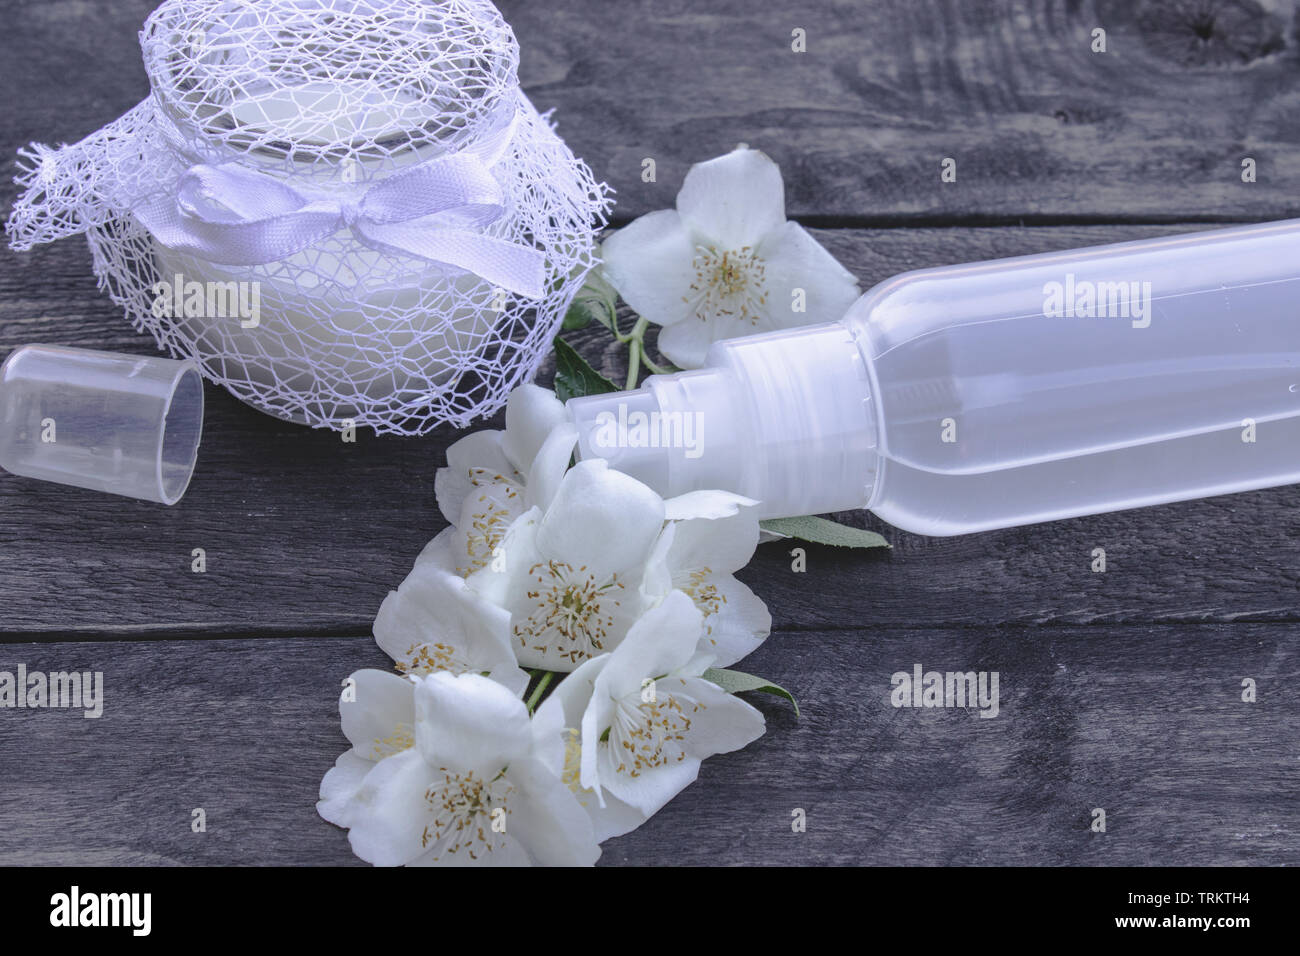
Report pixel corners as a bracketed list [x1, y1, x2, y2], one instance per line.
[6, 0, 610, 433]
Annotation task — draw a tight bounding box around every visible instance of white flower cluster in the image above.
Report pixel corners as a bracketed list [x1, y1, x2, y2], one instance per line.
[319, 385, 772, 866]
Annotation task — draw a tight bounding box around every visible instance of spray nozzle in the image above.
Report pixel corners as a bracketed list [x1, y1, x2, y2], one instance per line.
[569, 321, 878, 519]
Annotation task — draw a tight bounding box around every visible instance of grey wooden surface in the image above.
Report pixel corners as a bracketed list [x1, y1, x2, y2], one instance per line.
[1, 0, 1297, 865]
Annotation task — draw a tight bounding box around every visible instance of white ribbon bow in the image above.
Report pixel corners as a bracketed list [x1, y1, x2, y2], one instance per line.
[132, 150, 546, 299]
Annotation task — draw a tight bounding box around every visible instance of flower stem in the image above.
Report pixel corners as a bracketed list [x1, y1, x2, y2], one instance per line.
[623, 315, 650, 389]
[526, 670, 555, 713]
[610, 307, 642, 345]
[625, 342, 642, 390]
[640, 353, 673, 376]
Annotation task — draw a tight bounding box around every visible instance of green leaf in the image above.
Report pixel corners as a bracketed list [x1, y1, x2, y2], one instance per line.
[702, 667, 800, 717]
[759, 515, 891, 550]
[562, 270, 620, 333]
[561, 298, 596, 332]
[552, 337, 618, 402]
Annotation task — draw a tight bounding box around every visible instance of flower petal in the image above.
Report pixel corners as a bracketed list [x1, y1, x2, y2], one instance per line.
[412, 672, 532, 775]
[538, 654, 606, 733]
[579, 666, 611, 796]
[597, 742, 701, 817]
[587, 621, 710, 805]
[407, 835, 532, 867]
[413, 526, 459, 572]
[595, 590, 703, 702]
[543, 654, 613, 794]
[581, 787, 650, 843]
[639, 524, 675, 605]
[674, 675, 767, 758]
[471, 465, 668, 670]
[514, 584, 652, 672]
[600, 209, 698, 327]
[754, 220, 861, 328]
[537, 675, 654, 841]
[469, 507, 648, 670]
[373, 559, 527, 696]
[655, 312, 750, 370]
[434, 430, 516, 527]
[464, 506, 541, 608]
[524, 420, 577, 511]
[666, 504, 760, 575]
[343, 748, 436, 867]
[535, 459, 665, 574]
[508, 756, 601, 866]
[690, 573, 772, 667]
[676, 147, 786, 249]
[528, 688, 572, 778]
[449, 480, 528, 578]
[501, 384, 570, 475]
[317, 749, 375, 828]
[338, 669, 415, 759]
[663, 489, 759, 522]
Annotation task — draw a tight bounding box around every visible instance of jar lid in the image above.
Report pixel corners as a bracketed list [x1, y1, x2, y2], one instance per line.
[141, 0, 520, 180]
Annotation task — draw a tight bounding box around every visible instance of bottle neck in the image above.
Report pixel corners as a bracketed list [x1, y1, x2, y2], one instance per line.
[568, 320, 879, 519]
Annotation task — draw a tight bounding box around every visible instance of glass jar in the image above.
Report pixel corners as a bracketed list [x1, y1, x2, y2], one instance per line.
[7, 0, 610, 434]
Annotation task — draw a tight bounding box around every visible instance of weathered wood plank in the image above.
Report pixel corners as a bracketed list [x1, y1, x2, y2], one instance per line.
[5, 0, 1300, 224]
[507, 0, 1300, 222]
[0, 624, 1293, 865]
[5, 223, 1300, 636]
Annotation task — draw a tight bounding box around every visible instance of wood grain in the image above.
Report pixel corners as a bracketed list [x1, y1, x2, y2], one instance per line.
[0, 625, 1292, 866]
[5, 0, 1300, 225]
[499, 0, 1300, 223]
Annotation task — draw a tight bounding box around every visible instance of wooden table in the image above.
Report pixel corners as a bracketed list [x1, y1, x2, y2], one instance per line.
[1, 0, 1296, 866]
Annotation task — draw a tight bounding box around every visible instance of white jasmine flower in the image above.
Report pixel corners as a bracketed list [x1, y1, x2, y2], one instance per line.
[538, 590, 766, 825]
[468, 458, 667, 672]
[600, 145, 861, 368]
[434, 384, 577, 577]
[317, 669, 417, 831]
[323, 671, 599, 867]
[551, 724, 651, 842]
[373, 539, 530, 696]
[654, 490, 772, 667]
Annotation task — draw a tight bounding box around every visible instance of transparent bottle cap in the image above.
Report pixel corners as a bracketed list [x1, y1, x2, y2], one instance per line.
[0, 344, 204, 505]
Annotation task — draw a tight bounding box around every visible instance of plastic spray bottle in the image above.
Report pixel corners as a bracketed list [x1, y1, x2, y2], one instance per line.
[568, 219, 1300, 535]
